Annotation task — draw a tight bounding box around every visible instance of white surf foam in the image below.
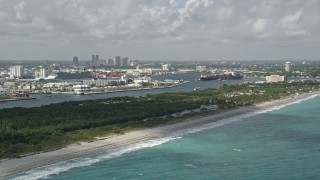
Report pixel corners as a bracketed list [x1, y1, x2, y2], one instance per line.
[11, 158, 100, 180]
[98, 136, 181, 160]
[172, 93, 319, 137]
[174, 111, 257, 136]
[10, 136, 181, 180]
[183, 163, 197, 168]
[10, 94, 319, 180]
[233, 148, 241, 152]
[255, 94, 319, 115]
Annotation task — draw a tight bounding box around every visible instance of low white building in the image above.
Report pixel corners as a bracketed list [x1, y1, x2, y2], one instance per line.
[134, 76, 152, 84]
[43, 82, 77, 88]
[83, 75, 128, 87]
[266, 75, 286, 83]
[126, 68, 162, 76]
[73, 85, 91, 94]
[196, 66, 206, 72]
[162, 64, 171, 71]
[3, 82, 17, 88]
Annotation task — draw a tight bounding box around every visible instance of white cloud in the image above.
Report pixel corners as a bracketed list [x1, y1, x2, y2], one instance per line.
[215, 6, 234, 21]
[14, 1, 33, 23]
[253, 18, 269, 33]
[171, 0, 213, 32]
[0, 0, 319, 60]
[284, 29, 307, 37]
[281, 11, 302, 24]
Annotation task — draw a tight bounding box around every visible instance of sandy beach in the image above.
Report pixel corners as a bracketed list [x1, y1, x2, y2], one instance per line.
[0, 91, 319, 178]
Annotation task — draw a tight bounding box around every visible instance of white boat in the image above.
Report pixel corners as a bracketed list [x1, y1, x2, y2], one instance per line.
[45, 74, 57, 79]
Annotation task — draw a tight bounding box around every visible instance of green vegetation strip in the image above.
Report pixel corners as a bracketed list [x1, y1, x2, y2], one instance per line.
[0, 81, 320, 159]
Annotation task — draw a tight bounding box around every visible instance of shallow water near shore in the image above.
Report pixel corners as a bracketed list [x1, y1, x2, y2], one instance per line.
[9, 95, 320, 180]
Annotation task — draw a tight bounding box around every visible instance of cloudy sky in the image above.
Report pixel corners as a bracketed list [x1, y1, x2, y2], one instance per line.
[0, 0, 319, 61]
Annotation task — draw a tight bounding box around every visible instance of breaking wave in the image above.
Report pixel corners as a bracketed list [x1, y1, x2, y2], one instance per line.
[10, 94, 319, 180]
[10, 137, 181, 180]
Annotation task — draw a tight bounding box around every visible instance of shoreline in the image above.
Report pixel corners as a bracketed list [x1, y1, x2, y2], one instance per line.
[0, 91, 319, 178]
[30, 81, 189, 95]
[0, 97, 36, 103]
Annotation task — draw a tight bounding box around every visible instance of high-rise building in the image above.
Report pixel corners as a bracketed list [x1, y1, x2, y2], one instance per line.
[121, 57, 129, 66]
[91, 55, 95, 65]
[285, 62, 291, 72]
[92, 55, 95, 62]
[39, 67, 47, 78]
[114, 56, 121, 66]
[91, 54, 99, 66]
[73, 56, 79, 66]
[10, 65, 24, 78]
[107, 59, 114, 66]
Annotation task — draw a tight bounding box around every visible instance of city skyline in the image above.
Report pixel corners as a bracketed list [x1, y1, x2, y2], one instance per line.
[0, 0, 320, 61]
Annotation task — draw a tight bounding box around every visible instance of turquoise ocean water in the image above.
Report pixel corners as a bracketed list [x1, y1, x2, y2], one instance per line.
[10, 95, 320, 180]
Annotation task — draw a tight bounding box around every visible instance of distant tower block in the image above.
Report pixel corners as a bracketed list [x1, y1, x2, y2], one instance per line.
[73, 56, 79, 66]
[114, 56, 121, 66]
[9, 65, 24, 78]
[285, 62, 291, 72]
[91, 54, 99, 66]
[39, 67, 47, 78]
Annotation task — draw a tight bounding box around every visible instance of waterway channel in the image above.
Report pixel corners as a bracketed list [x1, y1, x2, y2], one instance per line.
[0, 73, 263, 109]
